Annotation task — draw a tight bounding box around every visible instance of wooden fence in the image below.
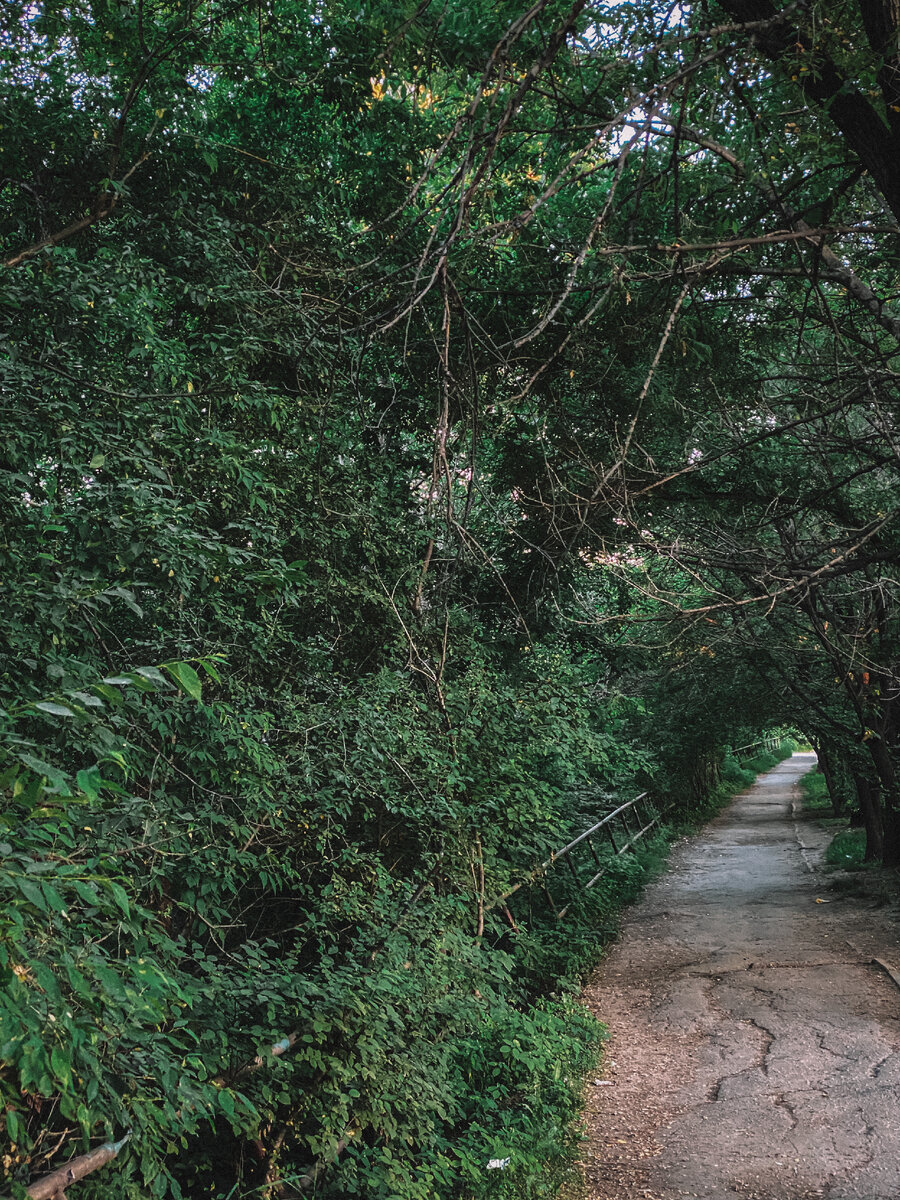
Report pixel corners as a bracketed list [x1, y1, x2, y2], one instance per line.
[731, 735, 781, 762]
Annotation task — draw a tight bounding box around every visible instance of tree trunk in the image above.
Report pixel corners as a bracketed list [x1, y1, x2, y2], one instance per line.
[852, 772, 884, 862]
[881, 805, 900, 868]
[817, 743, 845, 817]
[866, 736, 900, 866]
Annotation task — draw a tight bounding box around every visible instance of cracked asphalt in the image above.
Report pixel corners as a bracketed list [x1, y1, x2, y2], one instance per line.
[579, 754, 900, 1200]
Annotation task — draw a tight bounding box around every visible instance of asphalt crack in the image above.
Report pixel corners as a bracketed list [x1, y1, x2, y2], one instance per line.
[867, 1052, 894, 1079]
[684, 958, 866, 977]
[790, 796, 821, 874]
[773, 1092, 800, 1131]
[814, 1028, 858, 1062]
[744, 1016, 776, 1074]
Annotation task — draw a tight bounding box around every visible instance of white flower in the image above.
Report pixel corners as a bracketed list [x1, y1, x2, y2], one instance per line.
[486, 1157, 511, 1170]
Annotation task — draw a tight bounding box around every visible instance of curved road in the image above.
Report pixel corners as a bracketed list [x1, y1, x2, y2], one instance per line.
[580, 753, 900, 1200]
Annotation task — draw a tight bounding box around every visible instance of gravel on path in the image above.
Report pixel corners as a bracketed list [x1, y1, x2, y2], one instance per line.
[579, 753, 900, 1200]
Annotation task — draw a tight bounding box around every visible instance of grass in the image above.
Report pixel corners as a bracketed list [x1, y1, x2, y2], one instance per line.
[798, 766, 863, 866]
[799, 770, 832, 813]
[797, 767, 893, 890]
[825, 828, 868, 868]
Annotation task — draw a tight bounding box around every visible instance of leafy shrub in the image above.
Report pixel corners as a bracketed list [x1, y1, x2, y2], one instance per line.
[451, 998, 605, 1200]
[0, 647, 657, 1200]
[720, 754, 755, 788]
[742, 750, 779, 773]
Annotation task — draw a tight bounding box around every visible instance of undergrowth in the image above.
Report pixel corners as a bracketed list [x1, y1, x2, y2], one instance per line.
[719, 738, 795, 795]
[825, 828, 868, 869]
[800, 771, 832, 812]
[799, 768, 867, 869]
[1, 711, 792, 1200]
[799, 764, 882, 879]
[468, 828, 677, 1199]
[720, 754, 756, 790]
[448, 743, 796, 1198]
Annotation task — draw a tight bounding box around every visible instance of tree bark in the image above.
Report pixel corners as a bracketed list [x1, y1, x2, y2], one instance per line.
[852, 771, 884, 862]
[816, 743, 845, 817]
[865, 735, 900, 865]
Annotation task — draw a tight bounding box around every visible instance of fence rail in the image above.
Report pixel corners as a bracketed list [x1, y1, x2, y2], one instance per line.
[732, 735, 781, 761]
[490, 790, 672, 923]
[490, 736, 784, 927]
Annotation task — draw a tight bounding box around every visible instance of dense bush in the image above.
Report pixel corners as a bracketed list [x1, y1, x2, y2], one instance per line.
[720, 755, 755, 789]
[743, 751, 779, 773]
[0, 649, 645, 1198]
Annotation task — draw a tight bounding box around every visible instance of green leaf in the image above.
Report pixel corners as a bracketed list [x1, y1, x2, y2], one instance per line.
[15, 876, 47, 911]
[71, 879, 101, 908]
[17, 754, 72, 796]
[51, 1046, 72, 1086]
[197, 658, 222, 683]
[32, 701, 76, 717]
[76, 767, 102, 802]
[103, 880, 131, 917]
[134, 666, 168, 685]
[162, 662, 202, 701]
[41, 882, 67, 913]
[6, 1108, 23, 1145]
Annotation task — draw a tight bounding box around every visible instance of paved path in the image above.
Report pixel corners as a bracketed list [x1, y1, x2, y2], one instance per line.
[580, 754, 900, 1200]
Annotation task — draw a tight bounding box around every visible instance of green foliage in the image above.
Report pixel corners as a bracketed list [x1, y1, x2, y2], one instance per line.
[825, 829, 868, 869]
[800, 772, 832, 813]
[720, 756, 755, 789]
[0, 637, 638, 1197]
[7, 0, 900, 1193]
[742, 752, 779, 774]
[450, 999, 604, 1200]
